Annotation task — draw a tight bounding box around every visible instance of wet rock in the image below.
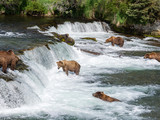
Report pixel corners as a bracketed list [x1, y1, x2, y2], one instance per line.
[52, 32, 75, 46]
[111, 20, 160, 37]
[45, 44, 51, 50]
[81, 37, 97, 42]
[39, 24, 52, 31]
[15, 59, 29, 72]
[81, 49, 101, 55]
[0, 72, 15, 82]
[17, 47, 35, 54]
[0, 59, 29, 81]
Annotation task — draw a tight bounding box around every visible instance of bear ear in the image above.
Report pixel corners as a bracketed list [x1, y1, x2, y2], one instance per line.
[145, 53, 149, 57]
[100, 91, 104, 94]
[97, 91, 103, 94]
[111, 36, 114, 39]
[151, 52, 156, 55]
[59, 61, 63, 64]
[7, 50, 14, 55]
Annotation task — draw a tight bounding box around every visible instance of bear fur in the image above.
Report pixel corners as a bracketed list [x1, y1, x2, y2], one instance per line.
[0, 50, 19, 73]
[105, 36, 124, 47]
[144, 52, 160, 62]
[56, 60, 81, 76]
[92, 91, 120, 102]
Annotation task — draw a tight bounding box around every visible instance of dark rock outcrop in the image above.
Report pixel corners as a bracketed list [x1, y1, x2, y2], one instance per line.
[52, 32, 75, 46]
[111, 20, 160, 38]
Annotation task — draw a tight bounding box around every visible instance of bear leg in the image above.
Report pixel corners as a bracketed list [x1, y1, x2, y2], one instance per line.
[75, 69, 79, 75]
[111, 41, 114, 46]
[11, 59, 17, 71]
[62, 67, 65, 72]
[2, 62, 7, 73]
[64, 67, 69, 76]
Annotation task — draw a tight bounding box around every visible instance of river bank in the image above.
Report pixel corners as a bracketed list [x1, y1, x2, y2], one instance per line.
[110, 21, 160, 38]
[1, 0, 160, 38]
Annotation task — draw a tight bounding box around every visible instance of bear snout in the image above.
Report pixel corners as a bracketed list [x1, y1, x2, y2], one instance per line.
[92, 93, 97, 97]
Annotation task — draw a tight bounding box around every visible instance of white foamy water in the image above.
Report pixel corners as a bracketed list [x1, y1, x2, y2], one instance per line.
[0, 21, 160, 120]
[0, 31, 25, 37]
[27, 25, 40, 30]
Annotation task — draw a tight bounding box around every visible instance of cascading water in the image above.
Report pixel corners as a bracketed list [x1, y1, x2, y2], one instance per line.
[0, 20, 160, 120]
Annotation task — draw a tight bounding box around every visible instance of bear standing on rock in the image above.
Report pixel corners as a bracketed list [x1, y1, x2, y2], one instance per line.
[0, 50, 19, 73]
[144, 52, 160, 62]
[105, 36, 124, 47]
[56, 60, 81, 76]
[92, 91, 121, 102]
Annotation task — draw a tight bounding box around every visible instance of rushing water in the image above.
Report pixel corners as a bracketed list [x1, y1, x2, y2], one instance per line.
[0, 16, 160, 120]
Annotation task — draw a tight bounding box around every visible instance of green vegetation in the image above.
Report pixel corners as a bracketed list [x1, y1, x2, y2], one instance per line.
[126, 0, 160, 24]
[25, 0, 47, 16]
[0, 0, 160, 25]
[0, 0, 27, 14]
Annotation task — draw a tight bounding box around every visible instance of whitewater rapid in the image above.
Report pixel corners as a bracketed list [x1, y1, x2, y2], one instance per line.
[0, 21, 160, 120]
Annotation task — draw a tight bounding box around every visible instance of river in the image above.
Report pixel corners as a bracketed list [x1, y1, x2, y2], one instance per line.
[0, 16, 160, 120]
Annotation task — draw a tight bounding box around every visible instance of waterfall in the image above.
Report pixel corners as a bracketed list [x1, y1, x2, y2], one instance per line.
[37, 21, 111, 37]
[0, 42, 77, 109]
[0, 21, 110, 109]
[0, 21, 160, 119]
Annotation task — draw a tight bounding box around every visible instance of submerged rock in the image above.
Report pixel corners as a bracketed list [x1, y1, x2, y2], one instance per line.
[81, 49, 101, 55]
[52, 32, 75, 46]
[38, 24, 53, 31]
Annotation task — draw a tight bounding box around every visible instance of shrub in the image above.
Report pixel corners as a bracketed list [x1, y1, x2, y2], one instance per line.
[1, 0, 28, 14]
[126, 0, 160, 24]
[25, 0, 47, 16]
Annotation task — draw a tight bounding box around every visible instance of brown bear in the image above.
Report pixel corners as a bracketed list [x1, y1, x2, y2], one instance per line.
[0, 50, 19, 73]
[92, 91, 121, 102]
[56, 60, 81, 76]
[144, 52, 160, 62]
[105, 36, 124, 47]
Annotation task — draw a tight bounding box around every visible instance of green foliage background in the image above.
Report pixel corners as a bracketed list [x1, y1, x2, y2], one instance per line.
[0, 0, 160, 25]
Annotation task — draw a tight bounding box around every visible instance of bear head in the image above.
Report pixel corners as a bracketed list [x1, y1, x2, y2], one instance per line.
[92, 91, 105, 99]
[7, 50, 15, 55]
[105, 36, 115, 43]
[144, 52, 157, 59]
[56, 61, 64, 69]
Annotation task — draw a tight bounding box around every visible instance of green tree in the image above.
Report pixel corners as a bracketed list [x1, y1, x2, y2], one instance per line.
[126, 0, 160, 24]
[25, 0, 47, 16]
[0, 0, 27, 14]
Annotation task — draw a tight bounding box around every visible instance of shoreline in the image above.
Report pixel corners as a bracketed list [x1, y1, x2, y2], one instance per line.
[0, 13, 159, 38]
